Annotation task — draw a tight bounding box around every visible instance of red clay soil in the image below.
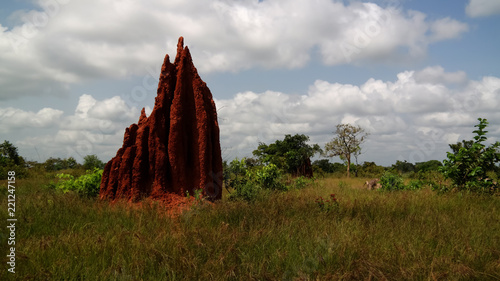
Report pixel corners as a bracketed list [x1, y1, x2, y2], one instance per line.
[109, 194, 211, 219]
[100, 37, 223, 202]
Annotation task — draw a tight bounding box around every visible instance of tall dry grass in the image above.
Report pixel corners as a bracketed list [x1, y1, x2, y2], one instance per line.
[1, 176, 499, 280]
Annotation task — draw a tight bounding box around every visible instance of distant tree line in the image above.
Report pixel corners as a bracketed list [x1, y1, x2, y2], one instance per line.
[0, 140, 105, 180]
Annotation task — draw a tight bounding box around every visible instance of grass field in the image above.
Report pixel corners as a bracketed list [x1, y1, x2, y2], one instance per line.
[1, 176, 500, 280]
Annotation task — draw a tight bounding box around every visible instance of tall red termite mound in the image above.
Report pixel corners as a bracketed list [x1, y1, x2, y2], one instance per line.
[100, 37, 223, 202]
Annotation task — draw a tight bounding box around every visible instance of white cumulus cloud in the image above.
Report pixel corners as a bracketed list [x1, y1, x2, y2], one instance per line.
[0, 0, 469, 100]
[466, 0, 500, 18]
[12, 94, 140, 162]
[0, 107, 63, 133]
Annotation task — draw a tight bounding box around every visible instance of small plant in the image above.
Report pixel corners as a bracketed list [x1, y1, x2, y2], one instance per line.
[186, 188, 203, 200]
[338, 180, 349, 189]
[193, 188, 203, 200]
[315, 194, 339, 212]
[293, 176, 307, 189]
[406, 180, 424, 190]
[379, 172, 405, 191]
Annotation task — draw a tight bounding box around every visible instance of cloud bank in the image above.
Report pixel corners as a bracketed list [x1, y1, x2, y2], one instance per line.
[216, 66, 500, 164]
[0, 0, 468, 100]
[6, 66, 499, 165]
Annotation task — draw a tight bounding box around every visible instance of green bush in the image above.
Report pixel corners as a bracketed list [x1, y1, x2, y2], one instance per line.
[228, 164, 290, 201]
[379, 172, 405, 191]
[224, 158, 250, 190]
[440, 118, 500, 194]
[254, 163, 287, 191]
[293, 176, 307, 189]
[228, 181, 261, 202]
[406, 180, 424, 190]
[48, 168, 103, 198]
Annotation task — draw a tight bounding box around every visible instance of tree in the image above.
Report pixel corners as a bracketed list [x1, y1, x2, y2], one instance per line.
[324, 124, 369, 178]
[44, 157, 65, 171]
[440, 118, 500, 193]
[449, 140, 474, 155]
[44, 157, 81, 171]
[392, 160, 415, 174]
[65, 157, 79, 169]
[83, 155, 105, 170]
[312, 159, 335, 173]
[0, 141, 27, 179]
[0, 140, 23, 166]
[415, 160, 442, 172]
[359, 161, 385, 177]
[253, 134, 321, 177]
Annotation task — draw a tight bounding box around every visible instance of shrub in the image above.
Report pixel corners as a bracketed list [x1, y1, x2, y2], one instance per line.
[254, 164, 287, 191]
[415, 170, 444, 190]
[49, 168, 103, 198]
[440, 118, 500, 194]
[379, 172, 405, 191]
[224, 158, 249, 190]
[406, 180, 424, 190]
[228, 181, 261, 202]
[293, 176, 307, 189]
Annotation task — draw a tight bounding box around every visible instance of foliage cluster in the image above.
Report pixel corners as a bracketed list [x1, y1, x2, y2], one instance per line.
[47, 168, 103, 198]
[44, 157, 80, 171]
[379, 172, 406, 191]
[224, 158, 314, 201]
[378, 171, 440, 191]
[0, 140, 28, 179]
[253, 134, 321, 177]
[440, 118, 500, 194]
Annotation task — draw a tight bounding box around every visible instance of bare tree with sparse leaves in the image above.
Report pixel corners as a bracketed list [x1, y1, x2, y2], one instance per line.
[324, 124, 369, 178]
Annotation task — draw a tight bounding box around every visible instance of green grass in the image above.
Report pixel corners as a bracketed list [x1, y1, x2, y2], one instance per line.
[1, 176, 500, 280]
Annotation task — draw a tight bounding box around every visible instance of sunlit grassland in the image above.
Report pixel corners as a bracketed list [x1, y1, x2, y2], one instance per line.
[1, 176, 499, 280]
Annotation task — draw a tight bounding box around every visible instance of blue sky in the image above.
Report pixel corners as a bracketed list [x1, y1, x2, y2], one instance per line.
[0, 0, 499, 166]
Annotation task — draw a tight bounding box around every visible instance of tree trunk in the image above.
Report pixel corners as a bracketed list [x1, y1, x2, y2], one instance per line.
[346, 155, 351, 178]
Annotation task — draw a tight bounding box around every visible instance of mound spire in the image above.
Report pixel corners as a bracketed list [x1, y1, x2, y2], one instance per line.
[100, 37, 223, 201]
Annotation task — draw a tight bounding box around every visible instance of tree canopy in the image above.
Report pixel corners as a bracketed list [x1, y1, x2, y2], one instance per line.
[0, 140, 23, 166]
[253, 134, 321, 177]
[324, 124, 368, 177]
[83, 154, 105, 170]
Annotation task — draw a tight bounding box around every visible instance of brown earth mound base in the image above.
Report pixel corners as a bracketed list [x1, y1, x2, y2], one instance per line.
[100, 37, 223, 202]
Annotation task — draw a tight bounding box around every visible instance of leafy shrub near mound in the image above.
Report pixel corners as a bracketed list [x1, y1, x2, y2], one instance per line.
[47, 168, 103, 198]
[228, 180, 262, 202]
[228, 164, 286, 201]
[225, 158, 315, 201]
[379, 172, 406, 191]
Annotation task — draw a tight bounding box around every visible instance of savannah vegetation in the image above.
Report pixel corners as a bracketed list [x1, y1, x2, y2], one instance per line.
[0, 119, 499, 280]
